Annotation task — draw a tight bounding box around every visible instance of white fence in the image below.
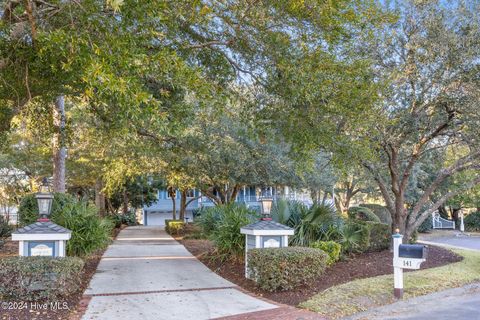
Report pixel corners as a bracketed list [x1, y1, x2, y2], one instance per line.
[432, 212, 455, 229]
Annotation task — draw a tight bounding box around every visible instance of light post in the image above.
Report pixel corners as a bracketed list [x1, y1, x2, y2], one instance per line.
[259, 196, 273, 221]
[36, 177, 54, 221]
[460, 209, 465, 232]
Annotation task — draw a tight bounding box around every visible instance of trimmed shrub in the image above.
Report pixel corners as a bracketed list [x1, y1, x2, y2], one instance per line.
[359, 203, 392, 225]
[348, 206, 381, 223]
[310, 240, 341, 265]
[210, 204, 258, 258]
[18, 193, 77, 226]
[361, 221, 390, 251]
[165, 219, 185, 235]
[465, 211, 480, 232]
[0, 256, 84, 301]
[248, 247, 328, 291]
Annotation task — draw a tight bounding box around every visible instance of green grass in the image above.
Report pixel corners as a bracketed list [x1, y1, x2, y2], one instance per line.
[300, 249, 480, 319]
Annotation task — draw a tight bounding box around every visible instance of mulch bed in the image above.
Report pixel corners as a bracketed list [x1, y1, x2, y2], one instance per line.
[180, 238, 463, 307]
[0, 226, 124, 320]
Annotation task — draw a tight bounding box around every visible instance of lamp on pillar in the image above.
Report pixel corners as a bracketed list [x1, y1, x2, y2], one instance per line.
[259, 196, 273, 221]
[36, 178, 54, 221]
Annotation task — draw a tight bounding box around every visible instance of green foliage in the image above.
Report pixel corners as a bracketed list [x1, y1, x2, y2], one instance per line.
[247, 247, 328, 292]
[18, 193, 113, 256]
[195, 206, 223, 235]
[360, 221, 390, 252]
[288, 203, 343, 246]
[338, 222, 369, 254]
[417, 215, 433, 233]
[359, 204, 392, 225]
[54, 201, 114, 256]
[0, 257, 84, 301]
[165, 219, 185, 235]
[464, 211, 480, 232]
[310, 240, 341, 265]
[18, 193, 77, 226]
[0, 215, 12, 239]
[348, 206, 381, 223]
[209, 204, 258, 258]
[111, 211, 138, 228]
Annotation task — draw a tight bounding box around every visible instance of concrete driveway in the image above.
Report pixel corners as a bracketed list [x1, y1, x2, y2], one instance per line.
[81, 226, 324, 320]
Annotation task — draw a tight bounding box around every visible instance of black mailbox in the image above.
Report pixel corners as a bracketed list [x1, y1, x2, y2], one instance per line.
[398, 244, 427, 259]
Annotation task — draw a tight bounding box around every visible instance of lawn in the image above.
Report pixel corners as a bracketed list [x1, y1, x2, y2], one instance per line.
[300, 249, 480, 319]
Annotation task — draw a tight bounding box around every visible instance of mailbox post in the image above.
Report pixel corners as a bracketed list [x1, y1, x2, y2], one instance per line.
[392, 230, 427, 299]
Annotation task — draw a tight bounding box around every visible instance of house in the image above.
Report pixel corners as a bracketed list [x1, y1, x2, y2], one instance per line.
[142, 186, 314, 226]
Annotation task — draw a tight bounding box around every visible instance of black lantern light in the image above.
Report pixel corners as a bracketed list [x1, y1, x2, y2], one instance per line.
[259, 195, 273, 221]
[36, 178, 54, 220]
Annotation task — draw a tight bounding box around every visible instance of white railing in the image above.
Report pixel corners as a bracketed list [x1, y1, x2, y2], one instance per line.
[432, 212, 455, 229]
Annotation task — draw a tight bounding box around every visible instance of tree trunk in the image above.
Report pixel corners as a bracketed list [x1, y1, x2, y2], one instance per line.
[95, 178, 106, 216]
[52, 96, 66, 193]
[168, 187, 177, 219]
[179, 189, 187, 220]
[122, 190, 129, 214]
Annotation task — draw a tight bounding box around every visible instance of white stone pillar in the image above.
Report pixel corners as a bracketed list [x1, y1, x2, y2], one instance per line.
[460, 210, 465, 232]
[393, 232, 404, 299]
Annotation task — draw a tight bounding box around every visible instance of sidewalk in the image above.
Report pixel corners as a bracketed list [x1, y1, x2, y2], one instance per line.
[80, 226, 324, 320]
[344, 282, 480, 320]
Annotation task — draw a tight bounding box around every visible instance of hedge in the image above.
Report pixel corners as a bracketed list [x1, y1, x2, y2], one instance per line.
[359, 203, 392, 226]
[348, 206, 381, 223]
[361, 221, 391, 251]
[310, 240, 341, 265]
[165, 219, 185, 235]
[465, 211, 480, 232]
[0, 257, 84, 301]
[247, 247, 328, 292]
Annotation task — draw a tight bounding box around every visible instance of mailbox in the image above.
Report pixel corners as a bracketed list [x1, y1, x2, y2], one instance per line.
[398, 244, 427, 259]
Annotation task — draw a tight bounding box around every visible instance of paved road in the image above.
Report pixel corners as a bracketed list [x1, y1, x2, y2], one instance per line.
[418, 232, 480, 251]
[346, 283, 480, 320]
[81, 226, 276, 320]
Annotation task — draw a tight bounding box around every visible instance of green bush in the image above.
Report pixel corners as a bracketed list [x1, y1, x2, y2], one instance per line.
[348, 206, 381, 223]
[195, 206, 222, 235]
[289, 204, 343, 246]
[417, 215, 433, 233]
[111, 211, 138, 228]
[18, 194, 113, 256]
[359, 203, 392, 225]
[0, 256, 84, 301]
[165, 219, 185, 235]
[210, 203, 258, 258]
[0, 215, 12, 239]
[360, 221, 390, 251]
[339, 221, 369, 254]
[18, 193, 77, 226]
[465, 211, 480, 232]
[310, 240, 341, 265]
[248, 247, 328, 292]
[54, 201, 114, 256]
